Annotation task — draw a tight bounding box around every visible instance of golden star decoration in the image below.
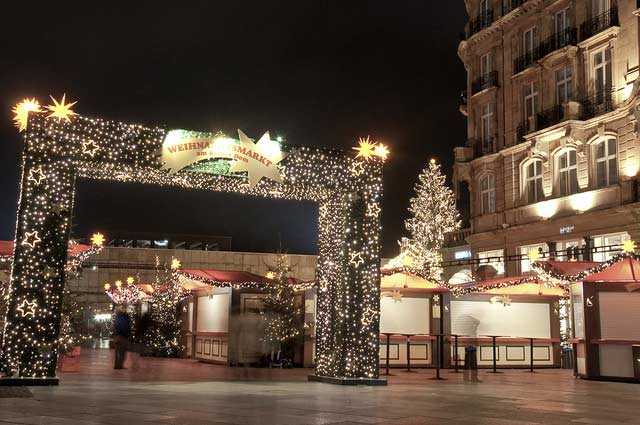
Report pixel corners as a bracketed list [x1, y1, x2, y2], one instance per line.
[115, 280, 123, 288]
[352, 137, 376, 160]
[46, 94, 77, 122]
[350, 161, 366, 176]
[366, 202, 381, 218]
[265, 271, 276, 279]
[171, 258, 182, 270]
[623, 239, 636, 253]
[90, 232, 105, 247]
[126, 276, 135, 284]
[349, 251, 364, 268]
[82, 140, 99, 157]
[12, 98, 42, 132]
[229, 130, 286, 188]
[22, 231, 42, 249]
[528, 248, 541, 262]
[28, 167, 46, 186]
[17, 299, 38, 318]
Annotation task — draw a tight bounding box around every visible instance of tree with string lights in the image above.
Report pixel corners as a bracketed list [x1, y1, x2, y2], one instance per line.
[261, 254, 303, 365]
[403, 159, 460, 281]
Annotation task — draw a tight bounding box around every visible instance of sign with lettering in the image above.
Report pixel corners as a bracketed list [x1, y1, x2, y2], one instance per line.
[161, 129, 285, 187]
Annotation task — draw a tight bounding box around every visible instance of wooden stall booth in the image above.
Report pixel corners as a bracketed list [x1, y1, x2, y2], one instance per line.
[176, 269, 311, 367]
[449, 275, 564, 370]
[378, 269, 448, 369]
[555, 253, 640, 382]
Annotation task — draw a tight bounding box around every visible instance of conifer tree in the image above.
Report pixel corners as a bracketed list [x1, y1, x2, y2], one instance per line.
[403, 159, 460, 280]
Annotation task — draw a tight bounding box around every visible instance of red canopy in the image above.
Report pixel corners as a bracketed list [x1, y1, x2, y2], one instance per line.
[583, 256, 640, 283]
[535, 260, 599, 277]
[179, 269, 302, 286]
[0, 240, 94, 258]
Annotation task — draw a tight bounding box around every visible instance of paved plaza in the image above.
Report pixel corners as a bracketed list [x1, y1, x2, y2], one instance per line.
[0, 349, 639, 425]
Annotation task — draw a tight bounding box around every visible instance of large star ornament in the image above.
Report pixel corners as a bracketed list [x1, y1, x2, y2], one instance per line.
[229, 130, 286, 188]
[17, 299, 38, 318]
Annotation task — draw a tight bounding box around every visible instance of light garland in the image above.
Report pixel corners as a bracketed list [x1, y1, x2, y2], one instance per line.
[2, 102, 385, 381]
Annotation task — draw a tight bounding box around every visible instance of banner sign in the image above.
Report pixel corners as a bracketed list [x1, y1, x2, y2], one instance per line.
[161, 129, 285, 187]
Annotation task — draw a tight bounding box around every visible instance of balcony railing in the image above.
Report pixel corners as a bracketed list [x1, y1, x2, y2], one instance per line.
[513, 28, 577, 75]
[471, 71, 499, 95]
[466, 10, 494, 38]
[536, 105, 565, 130]
[580, 7, 619, 40]
[468, 137, 495, 158]
[502, 0, 525, 15]
[540, 27, 577, 54]
[513, 46, 544, 74]
[580, 90, 615, 120]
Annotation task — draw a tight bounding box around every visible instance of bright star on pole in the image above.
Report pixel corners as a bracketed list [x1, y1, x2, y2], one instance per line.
[46, 94, 77, 121]
[623, 239, 636, 253]
[90, 232, 105, 247]
[12, 98, 41, 132]
[353, 137, 376, 160]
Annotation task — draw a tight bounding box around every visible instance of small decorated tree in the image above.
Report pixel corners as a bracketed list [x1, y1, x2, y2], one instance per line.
[261, 255, 303, 364]
[403, 159, 460, 281]
[143, 257, 187, 357]
[56, 288, 88, 355]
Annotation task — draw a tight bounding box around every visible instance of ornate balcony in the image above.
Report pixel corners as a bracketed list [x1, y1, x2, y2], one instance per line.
[513, 46, 544, 74]
[536, 105, 565, 130]
[471, 71, 499, 95]
[468, 137, 495, 158]
[466, 10, 494, 38]
[502, 0, 525, 15]
[540, 27, 577, 54]
[580, 90, 615, 120]
[580, 7, 619, 40]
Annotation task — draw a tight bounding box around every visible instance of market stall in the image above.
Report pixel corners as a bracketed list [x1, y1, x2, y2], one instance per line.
[176, 268, 312, 366]
[558, 253, 640, 382]
[378, 270, 447, 368]
[449, 275, 564, 369]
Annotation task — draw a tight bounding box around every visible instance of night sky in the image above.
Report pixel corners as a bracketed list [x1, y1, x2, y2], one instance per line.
[0, 1, 467, 257]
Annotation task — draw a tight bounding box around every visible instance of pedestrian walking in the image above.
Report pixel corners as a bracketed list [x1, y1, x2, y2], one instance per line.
[113, 306, 132, 369]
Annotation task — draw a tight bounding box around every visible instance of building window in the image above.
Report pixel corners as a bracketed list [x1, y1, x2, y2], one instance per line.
[593, 48, 611, 98]
[556, 239, 583, 261]
[556, 67, 573, 105]
[557, 149, 578, 195]
[524, 159, 544, 203]
[593, 0, 610, 16]
[480, 174, 495, 214]
[594, 138, 617, 187]
[523, 27, 536, 57]
[555, 8, 569, 34]
[519, 243, 546, 273]
[477, 249, 504, 276]
[523, 81, 538, 130]
[480, 52, 492, 76]
[481, 103, 493, 152]
[593, 232, 628, 262]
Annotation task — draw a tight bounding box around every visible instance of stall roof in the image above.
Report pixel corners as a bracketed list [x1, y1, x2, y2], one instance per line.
[0, 240, 94, 259]
[582, 256, 640, 283]
[452, 275, 565, 296]
[177, 268, 307, 291]
[381, 271, 448, 292]
[533, 260, 599, 278]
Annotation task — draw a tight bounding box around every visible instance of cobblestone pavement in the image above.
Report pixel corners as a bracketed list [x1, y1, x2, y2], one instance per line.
[0, 349, 639, 424]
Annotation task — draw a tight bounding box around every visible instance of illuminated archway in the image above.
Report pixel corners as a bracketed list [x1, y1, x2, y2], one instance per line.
[2, 108, 384, 383]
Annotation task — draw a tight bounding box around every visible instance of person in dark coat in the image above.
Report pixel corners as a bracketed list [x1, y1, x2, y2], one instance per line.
[113, 306, 132, 369]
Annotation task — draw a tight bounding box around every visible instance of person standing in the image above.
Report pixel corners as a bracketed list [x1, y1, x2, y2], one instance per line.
[113, 306, 131, 369]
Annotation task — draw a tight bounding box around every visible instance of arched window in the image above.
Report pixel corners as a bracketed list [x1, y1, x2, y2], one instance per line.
[557, 149, 578, 195]
[594, 138, 617, 188]
[524, 159, 544, 203]
[480, 174, 495, 214]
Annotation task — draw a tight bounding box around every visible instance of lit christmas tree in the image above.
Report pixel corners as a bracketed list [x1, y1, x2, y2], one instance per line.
[261, 255, 303, 362]
[143, 257, 187, 357]
[403, 159, 460, 280]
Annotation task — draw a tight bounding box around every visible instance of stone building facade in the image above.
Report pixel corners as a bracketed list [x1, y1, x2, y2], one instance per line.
[68, 247, 317, 313]
[455, 0, 640, 277]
